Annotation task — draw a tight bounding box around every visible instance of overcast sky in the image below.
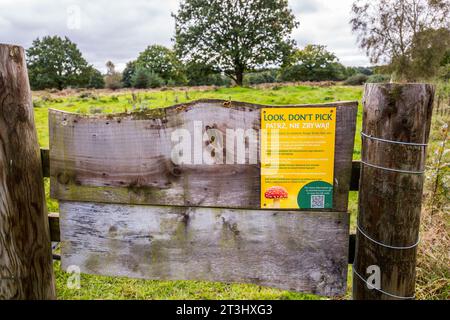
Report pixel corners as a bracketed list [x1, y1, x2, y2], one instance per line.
[0, 0, 371, 72]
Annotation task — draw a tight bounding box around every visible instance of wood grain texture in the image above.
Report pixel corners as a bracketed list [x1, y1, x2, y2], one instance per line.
[0, 44, 55, 299]
[59, 201, 349, 296]
[46, 214, 357, 264]
[49, 100, 357, 211]
[353, 83, 434, 300]
[42, 147, 363, 191]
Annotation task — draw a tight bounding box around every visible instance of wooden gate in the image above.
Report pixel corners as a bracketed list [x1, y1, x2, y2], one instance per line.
[48, 100, 357, 296]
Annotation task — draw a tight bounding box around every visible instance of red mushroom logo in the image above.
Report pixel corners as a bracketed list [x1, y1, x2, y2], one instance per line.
[264, 186, 288, 208]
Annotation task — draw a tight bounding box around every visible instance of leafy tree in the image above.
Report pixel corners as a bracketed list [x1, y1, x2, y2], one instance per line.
[343, 73, 369, 85]
[438, 63, 450, 81]
[104, 61, 122, 90]
[135, 45, 186, 84]
[409, 27, 450, 80]
[122, 60, 137, 88]
[350, 0, 450, 80]
[131, 68, 150, 88]
[185, 61, 230, 86]
[130, 68, 165, 88]
[243, 69, 279, 85]
[366, 74, 391, 83]
[441, 50, 450, 66]
[27, 36, 91, 90]
[345, 66, 374, 77]
[437, 48, 450, 80]
[173, 0, 298, 85]
[86, 67, 105, 89]
[280, 45, 346, 81]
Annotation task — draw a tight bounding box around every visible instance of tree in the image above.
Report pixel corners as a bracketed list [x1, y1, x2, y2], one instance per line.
[104, 61, 122, 90]
[173, 0, 298, 85]
[279, 45, 346, 81]
[409, 27, 450, 80]
[350, 0, 450, 80]
[86, 67, 105, 89]
[243, 69, 278, 85]
[185, 61, 229, 86]
[345, 66, 374, 77]
[27, 35, 91, 90]
[135, 45, 186, 84]
[122, 60, 137, 88]
[131, 68, 165, 88]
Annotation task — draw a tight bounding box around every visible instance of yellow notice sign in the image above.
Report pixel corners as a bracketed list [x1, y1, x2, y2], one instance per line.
[261, 107, 336, 209]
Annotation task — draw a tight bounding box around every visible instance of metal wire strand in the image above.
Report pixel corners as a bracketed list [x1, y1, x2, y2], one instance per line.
[361, 160, 425, 174]
[352, 269, 415, 300]
[357, 224, 420, 250]
[361, 132, 428, 147]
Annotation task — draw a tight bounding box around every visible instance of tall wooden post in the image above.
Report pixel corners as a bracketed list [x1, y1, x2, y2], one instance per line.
[353, 83, 434, 300]
[0, 44, 55, 299]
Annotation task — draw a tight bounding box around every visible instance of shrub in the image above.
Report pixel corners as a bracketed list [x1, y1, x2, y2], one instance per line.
[147, 72, 165, 88]
[122, 61, 137, 88]
[87, 70, 105, 89]
[203, 74, 232, 86]
[366, 74, 391, 83]
[243, 70, 278, 85]
[131, 69, 165, 89]
[166, 79, 177, 87]
[343, 73, 368, 85]
[132, 69, 150, 89]
[78, 92, 95, 99]
[278, 64, 304, 82]
[105, 73, 123, 90]
[185, 62, 231, 86]
[33, 99, 43, 108]
[345, 66, 374, 77]
[89, 106, 103, 114]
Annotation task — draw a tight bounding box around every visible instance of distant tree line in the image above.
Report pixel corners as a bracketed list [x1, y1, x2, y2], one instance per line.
[25, 0, 449, 90]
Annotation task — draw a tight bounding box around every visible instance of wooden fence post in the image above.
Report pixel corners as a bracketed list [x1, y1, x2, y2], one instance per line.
[353, 83, 434, 300]
[0, 44, 55, 299]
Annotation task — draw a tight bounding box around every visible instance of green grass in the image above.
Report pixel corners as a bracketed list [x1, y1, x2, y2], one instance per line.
[34, 84, 363, 299]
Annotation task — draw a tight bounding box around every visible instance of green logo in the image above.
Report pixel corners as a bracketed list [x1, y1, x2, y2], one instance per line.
[297, 181, 333, 209]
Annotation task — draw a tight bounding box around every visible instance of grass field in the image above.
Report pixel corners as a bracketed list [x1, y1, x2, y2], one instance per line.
[32, 84, 448, 300]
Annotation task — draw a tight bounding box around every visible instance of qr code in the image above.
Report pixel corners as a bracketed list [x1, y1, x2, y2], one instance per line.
[311, 195, 325, 208]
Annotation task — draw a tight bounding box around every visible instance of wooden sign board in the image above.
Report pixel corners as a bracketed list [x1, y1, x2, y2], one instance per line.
[49, 99, 358, 296]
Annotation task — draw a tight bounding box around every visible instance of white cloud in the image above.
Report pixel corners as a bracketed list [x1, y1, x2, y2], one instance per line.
[289, 0, 370, 66]
[0, 0, 371, 72]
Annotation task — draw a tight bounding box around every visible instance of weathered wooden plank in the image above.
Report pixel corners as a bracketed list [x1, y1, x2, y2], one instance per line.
[47, 212, 357, 263]
[59, 201, 349, 296]
[47, 213, 357, 264]
[42, 147, 364, 190]
[49, 100, 358, 211]
[0, 44, 55, 299]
